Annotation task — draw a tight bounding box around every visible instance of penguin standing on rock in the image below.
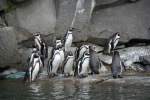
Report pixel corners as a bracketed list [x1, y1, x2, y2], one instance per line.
[89, 46, 101, 74]
[103, 32, 120, 54]
[47, 40, 64, 77]
[64, 28, 73, 51]
[63, 51, 75, 77]
[24, 52, 43, 82]
[77, 51, 90, 78]
[111, 51, 126, 79]
[33, 33, 48, 66]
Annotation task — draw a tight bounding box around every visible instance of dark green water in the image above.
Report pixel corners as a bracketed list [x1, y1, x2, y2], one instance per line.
[0, 76, 150, 100]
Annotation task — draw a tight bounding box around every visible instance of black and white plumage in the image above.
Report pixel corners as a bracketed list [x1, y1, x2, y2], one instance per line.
[34, 33, 42, 51]
[64, 28, 73, 51]
[77, 45, 90, 60]
[103, 32, 120, 54]
[77, 51, 90, 78]
[24, 53, 43, 82]
[33, 33, 48, 66]
[63, 51, 75, 76]
[47, 40, 64, 76]
[47, 49, 62, 76]
[111, 51, 125, 78]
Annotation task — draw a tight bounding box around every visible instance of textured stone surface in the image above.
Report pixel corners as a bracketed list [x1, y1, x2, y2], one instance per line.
[0, 26, 31, 68]
[0, 27, 20, 67]
[6, 0, 56, 35]
[56, 0, 150, 41]
[91, 0, 150, 41]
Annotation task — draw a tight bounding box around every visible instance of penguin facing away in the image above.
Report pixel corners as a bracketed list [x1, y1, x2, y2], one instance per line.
[63, 51, 75, 77]
[111, 51, 125, 79]
[78, 51, 90, 78]
[89, 46, 101, 74]
[103, 32, 120, 54]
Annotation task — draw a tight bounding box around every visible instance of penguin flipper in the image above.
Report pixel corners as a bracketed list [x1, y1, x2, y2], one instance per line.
[121, 61, 127, 71]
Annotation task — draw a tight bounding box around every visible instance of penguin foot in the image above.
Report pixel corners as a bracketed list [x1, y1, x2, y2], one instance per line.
[113, 75, 117, 79]
[118, 75, 123, 78]
[64, 73, 70, 78]
[49, 73, 57, 78]
[113, 75, 123, 79]
[78, 74, 87, 78]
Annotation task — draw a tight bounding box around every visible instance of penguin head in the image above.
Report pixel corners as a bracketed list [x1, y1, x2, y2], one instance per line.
[34, 32, 42, 42]
[113, 50, 120, 56]
[67, 27, 81, 34]
[66, 27, 75, 35]
[68, 51, 73, 56]
[113, 32, 120, 42]
[32, 47, 38, 53]
[84, 50, 90, 56]
[89, 45, 97, 51]
[56, 40, 63, 48]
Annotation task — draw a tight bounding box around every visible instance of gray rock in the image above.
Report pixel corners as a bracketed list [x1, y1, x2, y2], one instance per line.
[6, 0, 56, 35]
[0, 27, 21, 67]
[91, 0, 150, 41]
[56, 0, 94, 41]
[0, 26, 31, 68]
[139, 56, 150, 65]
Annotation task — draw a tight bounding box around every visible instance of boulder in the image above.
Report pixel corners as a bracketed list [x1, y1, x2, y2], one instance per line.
[6, 0, 56, 35]
[0, 26, 31, 68]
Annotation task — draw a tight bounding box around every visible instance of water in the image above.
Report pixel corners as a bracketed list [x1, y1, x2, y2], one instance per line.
[0, 76, 150, 100]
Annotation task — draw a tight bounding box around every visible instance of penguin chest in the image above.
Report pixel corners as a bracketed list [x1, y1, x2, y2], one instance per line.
[64, 58, 74, 73]
[34, 39, 41, 49]
[59, 50, 65, 64]
[52, 54, 61, 73]
[78, 48, 88, 59]
[79, 57, 90, 74]
[65, 34, 73, 47]
[32, 59, 40, 81]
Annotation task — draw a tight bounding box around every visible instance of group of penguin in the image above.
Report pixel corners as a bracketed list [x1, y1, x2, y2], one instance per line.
[24, 27, 125, 82]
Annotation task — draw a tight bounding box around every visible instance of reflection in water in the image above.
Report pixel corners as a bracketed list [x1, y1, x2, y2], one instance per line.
[0, 77, 150, 100]
[51, 81, 65, 100]
[29, 83, 45, 100]
[79, 84, 91, 100]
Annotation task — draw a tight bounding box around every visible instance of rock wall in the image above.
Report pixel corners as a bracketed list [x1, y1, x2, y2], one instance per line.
[0, 0, 150, 69]
[5, 0, 56, 35]
[2, 0, 150, 40]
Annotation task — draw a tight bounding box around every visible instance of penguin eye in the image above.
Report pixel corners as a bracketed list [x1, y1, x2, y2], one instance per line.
[116, 33, 120, 37]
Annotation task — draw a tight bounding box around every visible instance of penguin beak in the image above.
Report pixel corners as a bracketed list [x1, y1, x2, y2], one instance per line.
[70, 27, 81, 32]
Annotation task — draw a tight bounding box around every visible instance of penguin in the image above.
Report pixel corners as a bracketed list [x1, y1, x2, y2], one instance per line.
[28, 47, 41, 67]
[64, 27, 73, 51]
[34, 33, 42, 51]
[77, 45, 90, 60]
[24, 53, 43, 82]
[89, 46, 101, 74]
[47, 40, 64, 76]
[33, 33, 48, 66]
[103, 32, 120, 54]
[47, 49, 62, 77]
[63, 51, 75, 77]
[77, 51, 90, 78]
[111, 51, 126, 79]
